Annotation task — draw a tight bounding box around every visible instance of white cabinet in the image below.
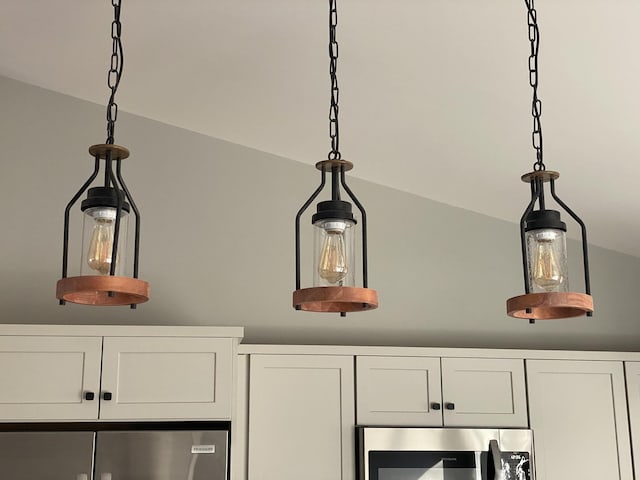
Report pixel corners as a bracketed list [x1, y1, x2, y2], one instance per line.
[100, 337, 233, 420]
[0, 336, 102, 420]
[356, 356, 442, 426]
[248, 354, 355, 480]
[0, 334, 235, 421]
[526, 360, 633, 480]
[625, 361, 640, 479]
[356, 356, 527, 427]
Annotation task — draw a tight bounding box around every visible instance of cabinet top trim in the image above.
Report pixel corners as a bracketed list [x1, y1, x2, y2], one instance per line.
[238, 344, 640, 361]
[0, 324, 244, 339]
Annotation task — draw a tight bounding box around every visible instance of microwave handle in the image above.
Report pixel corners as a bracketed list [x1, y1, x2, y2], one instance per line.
[487, 439, 504, 480]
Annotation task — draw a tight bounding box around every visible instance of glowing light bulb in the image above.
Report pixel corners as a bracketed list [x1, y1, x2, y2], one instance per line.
[318, 229, 348, 285]
[85, 208, 119, 275]
[532, 238, 563, 291]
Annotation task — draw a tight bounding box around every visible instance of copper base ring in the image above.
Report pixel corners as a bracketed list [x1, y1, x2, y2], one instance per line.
[89, 144, 130, 160]
[293, 286, 378, 313]
[507, 292, 593, 320]
[57, 275, 149, 306]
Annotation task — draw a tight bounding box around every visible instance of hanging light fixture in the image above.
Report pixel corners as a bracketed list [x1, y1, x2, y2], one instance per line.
[506, 0, 593, 321]
[293, 0, 378, 316]
[56, 0, 149, 307]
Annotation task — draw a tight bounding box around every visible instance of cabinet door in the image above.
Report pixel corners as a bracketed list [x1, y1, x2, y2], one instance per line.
[441, 357, 528, 427]
[356, 356, 442, 426]
[0, 336, 102, 420]
[248, 355, 355, 480]
[625, 362, 640, 479]
[527, 360, 633, 480]
[100, 337, 233, 420]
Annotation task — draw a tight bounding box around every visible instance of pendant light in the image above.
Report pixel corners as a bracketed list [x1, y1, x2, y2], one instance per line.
[506, 0, 593, 321]
[293, 0, 378, 316]
[56, 0, 149, 308]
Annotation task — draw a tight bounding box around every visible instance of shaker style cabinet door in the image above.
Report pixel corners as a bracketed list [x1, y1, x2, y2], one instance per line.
[624, 361, 640, 479]
[99, 337, 234, 420]
[248, 355, 355, 480]
[527, 360, 633, 480]
[0, 336, 102, 420]
[440, 357, 528, 427]
[356, 356, 443, 426]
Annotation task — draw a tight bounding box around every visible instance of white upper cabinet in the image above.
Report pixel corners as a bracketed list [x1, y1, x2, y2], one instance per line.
[441, 357, 528, 428]
[0, 336, 102, 420]
[624, 361, 640, 479]
[248, 354, 355, 480]
[100, 337, 233, 420]
[356, 356, 443, 426]
[0, 326, 241, 421]
[527, 360, 633, 480]
[356, 356, 527, 427]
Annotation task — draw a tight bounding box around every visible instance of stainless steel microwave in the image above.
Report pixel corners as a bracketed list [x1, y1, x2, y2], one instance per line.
[357, 427, 534, 480]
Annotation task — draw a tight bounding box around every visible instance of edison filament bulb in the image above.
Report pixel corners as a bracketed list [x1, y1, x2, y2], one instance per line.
[318, 221, 349, 284]
[86, 208, 118, 275]
[525, 210, 569, 294]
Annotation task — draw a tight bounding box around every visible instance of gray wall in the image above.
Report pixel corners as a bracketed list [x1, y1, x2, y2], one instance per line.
[1, 76, 639, 351]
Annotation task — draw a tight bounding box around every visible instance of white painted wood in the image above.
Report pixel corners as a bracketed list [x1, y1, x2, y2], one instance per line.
[0, 336, 102, 420]
[625, 361, 640, 480]
[248, 355, 355, 480]
[0, 324, 244, 339]
[527, 360, 633, 480]
[100, 337, 234, 420]
[356, 356, 442, 426]
[231, 354, 249, 480]
[238, 344, 640, 362]
[441, 357, 528, 427]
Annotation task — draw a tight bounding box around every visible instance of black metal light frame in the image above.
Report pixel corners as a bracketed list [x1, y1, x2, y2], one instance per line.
[292, 0, 377, 315]
[506, 0, 594, 321]
[56, 0, 148, 308]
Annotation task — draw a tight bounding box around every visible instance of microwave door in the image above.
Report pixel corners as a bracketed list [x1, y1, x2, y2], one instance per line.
[486, 439, 504, 480]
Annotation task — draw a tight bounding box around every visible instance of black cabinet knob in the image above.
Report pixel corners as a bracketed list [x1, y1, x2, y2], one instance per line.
[84, 391, 95, 401]
[431, 402, 441, 410]
[102, 391, 113, 401]
[445, 402, 455, 410]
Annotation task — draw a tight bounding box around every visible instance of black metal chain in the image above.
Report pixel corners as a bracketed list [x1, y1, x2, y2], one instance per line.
[106, 0, 124, 145]
[525, 0, 544, 171]
[328, 0, 341, 160]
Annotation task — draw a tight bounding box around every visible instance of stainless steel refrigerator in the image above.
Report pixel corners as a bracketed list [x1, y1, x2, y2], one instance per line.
[0, 427, 229, 480]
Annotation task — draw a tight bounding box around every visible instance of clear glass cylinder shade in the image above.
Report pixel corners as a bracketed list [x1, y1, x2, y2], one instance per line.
[525, 228, 569, 293]
[80, 207, 128, 276]
[313, 219, 356, 287]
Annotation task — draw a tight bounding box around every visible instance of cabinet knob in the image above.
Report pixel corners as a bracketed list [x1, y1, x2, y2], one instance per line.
[445, 402, 455, 410]
[84, 391, 95, 401]
[102, 391, 113, 401]
[431, 402, 441, 410]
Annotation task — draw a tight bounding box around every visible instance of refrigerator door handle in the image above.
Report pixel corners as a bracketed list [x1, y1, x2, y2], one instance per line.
[99, 473, 113, 480]
[487, 439, 504, 480]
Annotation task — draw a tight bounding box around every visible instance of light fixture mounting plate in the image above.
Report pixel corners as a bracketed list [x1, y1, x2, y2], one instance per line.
[315, 159, 353, 172]
[89, 144, 130, 160]
[521, 170, 559, 183]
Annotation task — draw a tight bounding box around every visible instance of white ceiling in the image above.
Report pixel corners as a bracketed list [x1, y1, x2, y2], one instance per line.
[2, 0, 640, 257]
